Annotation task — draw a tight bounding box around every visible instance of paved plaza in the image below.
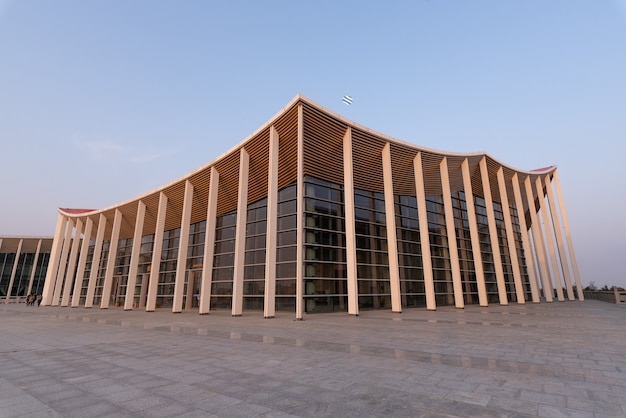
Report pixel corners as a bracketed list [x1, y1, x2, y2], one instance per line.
[1, 300, 625, 418]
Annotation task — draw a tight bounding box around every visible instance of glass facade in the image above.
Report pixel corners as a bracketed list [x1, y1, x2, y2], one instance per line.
[275, 183, 297, 311]
[156, 229, 179, 308]
[354, 188, 391, 310]
[111, 238, 132, 307]
[0, 239, 51, 300]
[19, 172, 546, 313]
[425, 196, 456, 306]
[92, 241, 110, 305]
[396, 195, 427, 308]
[304, 176, 348, 313]
[244, 198, 267, 311]
[185, 221, 206, 309]
[493, 201, 516, 302]
[452, 191, 480, 305]
[474, 196, 499, 303]
[79, 240, 95, 304]
[211, 210, 236, 309]
[510, 205, 533, 300]
[0, 253, 16, 297]
[32, 252, 50, 296]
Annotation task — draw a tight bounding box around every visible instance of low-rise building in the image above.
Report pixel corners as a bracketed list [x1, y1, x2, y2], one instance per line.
[41, 95, 583, 317]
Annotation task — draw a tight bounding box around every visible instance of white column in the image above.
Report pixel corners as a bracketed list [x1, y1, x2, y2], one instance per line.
[461, 159, 488, 306]
[42, 214, 68, 306]
[553, 171, 584, 300]
[61, 219, 83, 306]
[296, 104, 305, 320]
[26, 239, 42, 296]
[535, 177, 564, 302]
[511, 174, 540, 303]
[72, 217, 93, 307]
[496, 168, 525, 304]
[5, 239, 23, 302]
[414, 153, 436, 310]
[147, 192, 168, 311]
[479, 158, 508, 305]
[101, 209, 122, 308]
[232, 148, 249, 316]
[200, 167, 219, 315]
[524, 176, 553, 302]
[85, 214, 107, 308]
[544, 174, 574, 301]
[53, 219, 75, 306]
[173, 180, 194, 313]
[125, 201, 146, 310]
[343, 128, 359, 315]
[264, 127, 279, 318]
[439, 157, 464, 309]
[382, 143, 402, 313]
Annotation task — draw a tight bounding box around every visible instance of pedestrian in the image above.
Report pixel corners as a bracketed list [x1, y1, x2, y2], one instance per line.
[36, 294, 42, 307]
[26, 294, 33, 306]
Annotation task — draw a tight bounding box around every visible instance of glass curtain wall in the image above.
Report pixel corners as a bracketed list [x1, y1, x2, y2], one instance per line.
[426, 196, 455, 306]
[493, 201, 517, 302]
[276, 183, 297, 311]
[0, 251, 50, 299]
[31, 252, 50, 296]
[303, 176, 347, 313]
[10, 253, 34, 298]
[132, 234, 154, 308]
[156, 228, 179, 308]
[211, 211, 236, 309]
[0, 253, 16, 297]
[396, 195, 427, 308]
[79, 241, 95, 304]
[452, 191, 480, 304]
[355, 188, 391, 310]
[56, 178, 538, 311]
[92, 241, 109, 305]
[244, 199, 267, 311]
[111, 238, 132, 307]
[475, 197, 499, 303]
[510, 205, 532, 300]
[185, 221, 205, 309]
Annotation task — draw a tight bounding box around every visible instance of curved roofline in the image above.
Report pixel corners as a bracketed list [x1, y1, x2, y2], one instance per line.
[58, 94, 556, 218]
[295, 94, 555, 175]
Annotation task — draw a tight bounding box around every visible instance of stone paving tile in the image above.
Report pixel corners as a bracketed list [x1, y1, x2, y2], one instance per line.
[488, 395, 540, 415]
[0, 394, 47, 416]
[1, 300, 626, 417]
[537, 404, 595, 418]
[140, 402, 199, 418]
[173, 410, 221, 418]
[117, 393, 171, 413]
[193, 392, 244, 413]
[444, 389, 492, 406]
[59, 401, 126, 418]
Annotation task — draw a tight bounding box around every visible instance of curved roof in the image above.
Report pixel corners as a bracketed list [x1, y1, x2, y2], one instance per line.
[59, 94, 555, 240]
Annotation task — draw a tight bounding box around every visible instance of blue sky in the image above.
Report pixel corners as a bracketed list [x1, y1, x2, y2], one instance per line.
[1, 1, 625, 289]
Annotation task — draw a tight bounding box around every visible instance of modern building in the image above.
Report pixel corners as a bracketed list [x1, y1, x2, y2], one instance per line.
[41, 95, 583, 318]
[1, 236, 53, 302]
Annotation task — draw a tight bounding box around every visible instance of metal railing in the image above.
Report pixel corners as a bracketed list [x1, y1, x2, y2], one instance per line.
[583, 288, 626, 304]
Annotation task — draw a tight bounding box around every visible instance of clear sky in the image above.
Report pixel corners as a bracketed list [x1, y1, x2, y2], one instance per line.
[1, 1, 625, 289]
